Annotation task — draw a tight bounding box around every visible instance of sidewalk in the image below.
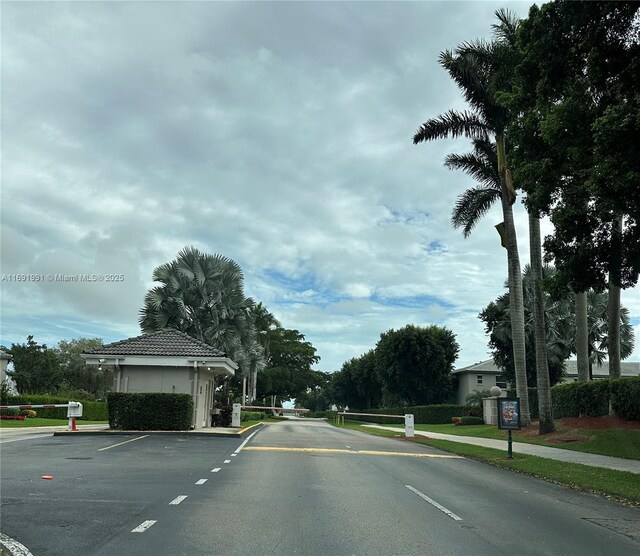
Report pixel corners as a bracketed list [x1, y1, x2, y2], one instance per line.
[363, 424, 640, 474]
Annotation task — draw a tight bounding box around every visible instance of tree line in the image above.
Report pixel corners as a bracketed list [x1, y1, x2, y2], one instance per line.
[296, 324, 459, 412]
[413, 3, 638, 433]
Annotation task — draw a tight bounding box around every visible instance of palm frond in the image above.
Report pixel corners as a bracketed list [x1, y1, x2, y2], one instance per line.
[451, 186, 501, 237]
[493, 8, 520, 47]
[444, 148, 500, 189]
[413, 110, 489, 143]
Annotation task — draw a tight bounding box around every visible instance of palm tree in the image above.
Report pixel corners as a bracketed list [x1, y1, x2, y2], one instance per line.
[415, 9, 530, 425]
[482, 271, 635, 382]
[139, 246, 256, 365]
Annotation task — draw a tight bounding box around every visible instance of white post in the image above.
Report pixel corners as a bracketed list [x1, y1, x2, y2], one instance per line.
[231, 403, 242, 427]
[404, 414, 415, 438]
[242, 376, 247, 406]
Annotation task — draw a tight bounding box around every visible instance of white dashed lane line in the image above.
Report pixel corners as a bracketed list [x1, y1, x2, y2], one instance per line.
[131, 520, 157, 533]
[195, 479, 208, 485]
[169, 495, 188, 505]
[405, 485, 462, 521]
[211, 467, 221, 473]
[223, 459, 231, 464]
[231, 453, 237, 456]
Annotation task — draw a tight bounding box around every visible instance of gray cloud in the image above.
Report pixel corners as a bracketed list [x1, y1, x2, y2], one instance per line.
[2, 1, 637, 369]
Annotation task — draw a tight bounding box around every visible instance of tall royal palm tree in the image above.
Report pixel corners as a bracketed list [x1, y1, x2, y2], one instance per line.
[414, 9, 531, 424]
[139, 246, 256, 366]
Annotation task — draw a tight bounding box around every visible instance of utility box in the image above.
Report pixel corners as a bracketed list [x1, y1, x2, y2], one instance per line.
[67, 401, 83, 417]
[404, 414, 415, 438]
[231, 403, 242, 427]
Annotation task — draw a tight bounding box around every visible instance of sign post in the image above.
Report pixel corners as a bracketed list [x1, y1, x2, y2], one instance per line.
[497, 398, 521, 459]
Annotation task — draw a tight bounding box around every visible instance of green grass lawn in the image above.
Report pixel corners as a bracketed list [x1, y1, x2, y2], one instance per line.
[358, 421, 640, 460]
[0, 418, 108, 428]
[336, 420, 640, 506]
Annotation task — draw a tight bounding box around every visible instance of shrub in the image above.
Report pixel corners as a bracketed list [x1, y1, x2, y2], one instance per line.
[452, 416, 462, 425]
[552, 381, 610, 418]
[0, 415, 25, 420]
[20, 410, 37, 418]
[241, 411, 265, 422]
[460, 416, 484, 425]
[107, 393, 193, 430]
[220, 405, 232, 427]
[463, 406, 482, 418]
[610, 377, 640, 420]
[0, 408, 19, 416]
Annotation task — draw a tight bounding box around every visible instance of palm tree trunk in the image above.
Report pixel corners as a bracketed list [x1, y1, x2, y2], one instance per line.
[575, 291, 590, 381]
[607, 215, 623, 379]
[528, 213, 555, 434]
[496, 134, 530, 426]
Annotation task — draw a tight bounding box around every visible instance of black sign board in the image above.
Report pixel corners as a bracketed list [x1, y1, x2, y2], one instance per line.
[497, 398, 521, 431]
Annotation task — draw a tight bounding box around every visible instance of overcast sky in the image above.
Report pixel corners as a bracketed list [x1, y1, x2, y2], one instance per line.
[1, 1, 638, 372]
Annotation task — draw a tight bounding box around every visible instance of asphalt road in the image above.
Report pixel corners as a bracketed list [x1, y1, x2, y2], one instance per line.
[1, 418, 639, 555]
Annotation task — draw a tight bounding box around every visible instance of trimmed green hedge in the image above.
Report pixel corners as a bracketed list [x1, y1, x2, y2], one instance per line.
[306, 410, 337, 419]
[511, 377, 639, 420]
[1, 395, 108, 421]
[107, 393, 192, 430]
[241, 411, 267, 422]
[460, 416, 485, 425]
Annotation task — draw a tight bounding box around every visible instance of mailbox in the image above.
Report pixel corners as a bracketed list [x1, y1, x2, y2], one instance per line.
[67, 401, 83, 418]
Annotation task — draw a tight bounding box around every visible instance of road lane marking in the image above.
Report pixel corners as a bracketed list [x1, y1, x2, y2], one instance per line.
[242, 447, 463, 459]
[231, 453, 237, 456]
[195, 479, 208, 485]
[169, 495, 188, 505]
[0, 532, 33, 556]
[224, 459, 231, 463]
[405, 485, 462, 521]
[234, 429, 260, 454]
[211, 467, 221, 473]
[131, 520, 157, 533]
[98, 435, 149, 451]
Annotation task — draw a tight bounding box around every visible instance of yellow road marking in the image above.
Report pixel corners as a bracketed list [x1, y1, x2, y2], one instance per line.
[242, 446, 463, 459]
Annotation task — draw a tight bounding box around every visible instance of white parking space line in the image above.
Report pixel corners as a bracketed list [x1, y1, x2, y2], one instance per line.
[195, 479, 208, 485]
[169, 495, 188, 505]
[211, 467, 221, 473]
[98, 435, 149, 452]
[233, 429, 260, 454]
[223, 459, 231, 464]
[131, 520, 157, 533]
[405, 485, 462, 521]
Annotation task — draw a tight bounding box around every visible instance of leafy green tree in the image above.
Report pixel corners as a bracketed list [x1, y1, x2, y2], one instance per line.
[331, 350, 382, 410]
[375, 325, 458, 406]
[414, 10, 530, 424]
[8, 336, 62, 394]
[56, 338, 110, 398]
[295, 371, 333, 412]
[139, 246, 258, 372]
[256, 327, 320, 403]
[512, 2, 639, 380]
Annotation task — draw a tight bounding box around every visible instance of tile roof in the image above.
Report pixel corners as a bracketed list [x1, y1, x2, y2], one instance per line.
[83, 329, 226, 358]
[453, 359, 503, 374]
[563, 360, 639, 377]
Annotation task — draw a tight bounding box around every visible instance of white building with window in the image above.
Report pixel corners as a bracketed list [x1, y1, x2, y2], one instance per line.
[452, 359, 507, 405]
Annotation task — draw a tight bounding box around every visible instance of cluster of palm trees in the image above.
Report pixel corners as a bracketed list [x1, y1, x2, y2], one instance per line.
[139, 246, 277, 401]
[413, 7, 637, 433]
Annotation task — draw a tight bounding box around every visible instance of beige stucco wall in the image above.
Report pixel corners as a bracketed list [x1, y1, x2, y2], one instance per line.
[456, 373, 501, 405]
